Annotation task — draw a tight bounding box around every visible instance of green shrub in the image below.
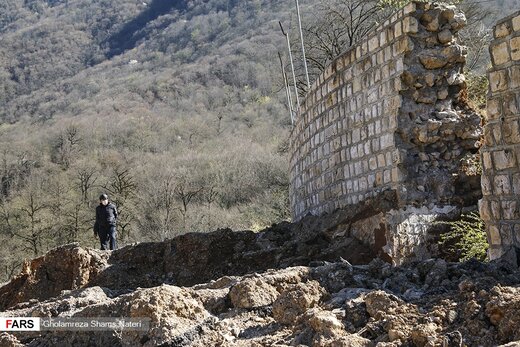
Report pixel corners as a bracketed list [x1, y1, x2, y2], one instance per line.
[438, 212, 488, 262]
[465, 72, 489, 112]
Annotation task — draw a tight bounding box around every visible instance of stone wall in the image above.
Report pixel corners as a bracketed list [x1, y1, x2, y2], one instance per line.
[480, 11, 520, 263]
[289, 2, 482, 264]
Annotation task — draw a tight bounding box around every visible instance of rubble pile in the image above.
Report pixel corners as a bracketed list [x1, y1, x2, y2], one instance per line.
[1, 236, 520, 346]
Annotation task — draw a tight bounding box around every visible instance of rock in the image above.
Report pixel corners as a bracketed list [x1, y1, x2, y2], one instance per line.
[443, 330, 463, 347]
[403, 288, 424, 300]
[307, 308, 345, 337]
[424, 17, 440, 32]
[438, 29, 453, 44]
[486, 287, 520, 343]
[329, 334, 374, 347]
[443, 45, 466, 63]
[424, 73, 436, 87]
[88, 285, 209, 346]
[425, 259, 447, 286]
[411, 323, 440, 346]
[441, 7, 456, 22]
[190, 287, 231, 314]
[364, 291, 404, 320]
[419, 52, 448, 69]
[401, 71, 415, 86]
[0, 333, 23, 347]
[450, 12, 467, 30]
[273, 280, 325, 325]
[344, 295, 370, 331]
[420, 10, 441, 32]
[229, 277, 279, 309]
[447, 72, 465, 85]
[437, 89, 449, 100]
[0, 244, 109, 311]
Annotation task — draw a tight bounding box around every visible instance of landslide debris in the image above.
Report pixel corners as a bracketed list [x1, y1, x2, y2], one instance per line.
[1, 202, 382, 312]
[1, 197, 519, 346]
[1, 258, 520, 346]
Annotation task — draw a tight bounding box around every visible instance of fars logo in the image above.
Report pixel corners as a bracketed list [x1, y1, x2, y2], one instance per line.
[0, 317, 40, 331]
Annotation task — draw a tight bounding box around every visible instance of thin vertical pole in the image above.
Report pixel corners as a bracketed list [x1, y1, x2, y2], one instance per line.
[278, 52, 295, 125]
[295, 0, 310, 89]
[279, 21, 300, 113]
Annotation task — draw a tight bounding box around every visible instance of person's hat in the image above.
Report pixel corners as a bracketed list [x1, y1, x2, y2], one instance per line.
[99, 193, 109, 201]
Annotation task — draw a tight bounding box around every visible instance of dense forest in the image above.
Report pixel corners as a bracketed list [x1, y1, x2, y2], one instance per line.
[0, 0, 518, 281]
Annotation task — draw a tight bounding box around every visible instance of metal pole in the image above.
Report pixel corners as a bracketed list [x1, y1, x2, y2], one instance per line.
[279, 21, 300, 113]
[295, 0, 310, 90]
[278, 52, 295, 125]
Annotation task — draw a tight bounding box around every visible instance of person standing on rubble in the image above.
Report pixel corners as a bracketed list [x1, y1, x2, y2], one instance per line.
[93, 193, 118, 250]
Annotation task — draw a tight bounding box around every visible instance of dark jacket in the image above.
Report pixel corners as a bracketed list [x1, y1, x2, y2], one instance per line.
[94, 203, 118, 234]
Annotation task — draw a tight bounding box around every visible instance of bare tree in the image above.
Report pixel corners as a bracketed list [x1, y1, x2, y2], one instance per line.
[76, 166, 98, 205]
[174, 180, 204, 232]
[51, 125, 82, 170]
[298, 0, 389, 88]
[9, 189, 50, 256]
[457, 1, 493, 72]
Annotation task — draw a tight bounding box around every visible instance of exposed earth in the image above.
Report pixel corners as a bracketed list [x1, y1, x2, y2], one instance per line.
[0, 209, 519, 346]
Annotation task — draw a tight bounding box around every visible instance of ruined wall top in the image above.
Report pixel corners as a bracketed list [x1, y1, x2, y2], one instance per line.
[289, 1, 481, 221]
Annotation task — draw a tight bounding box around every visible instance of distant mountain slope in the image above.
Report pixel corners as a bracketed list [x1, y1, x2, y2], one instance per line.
[0, 0, 291, 123]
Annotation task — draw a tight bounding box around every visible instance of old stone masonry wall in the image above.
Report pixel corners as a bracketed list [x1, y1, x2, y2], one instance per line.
[480, 11, 520, 263]
[289, 2, 481, 264]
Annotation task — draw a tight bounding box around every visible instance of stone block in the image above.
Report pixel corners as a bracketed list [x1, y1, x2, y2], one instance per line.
[380, 133, 394, 149]
[511, 36, 520, 61]
[513, 15, 520, 32]
[494, 174, 511, 194]
[495, 22, 511, 39]
[483, 127, 495, 147]
[479, 199, 491, 221]
[502, 93, 519, 117]
[491, 41, 510, 66]
[488, 245, 504, 260]
[403, 16, 418, 34]
[502, 201, 519, 220]
[493, 150, 516, 170]
[375, 171, 383, 185]
[482, 151, 492, 171]
[403, 2, 416, 15]
[487, 97, 502, 120]
[515, 224, 520, 245]
[489, 70, 508, 92]
[383, 169, 391, 184]
[419, 51, 448, 69]
[513, 174, 520, 195]
[369, 36, 379, 53]
[391, 167, 405, 182]
[395, 21, 402, 37]
[492, 200, 502, 219]
[510, 65, 520, 89]
[394, 37, 414, 55]
[500, 224, 514, 245]
[488, 225, 502, 245]
[481, 175, 493, 196]
[361, 41, 369, 57]
[493, 123, 503, 145]
[503, 120, 520, 144]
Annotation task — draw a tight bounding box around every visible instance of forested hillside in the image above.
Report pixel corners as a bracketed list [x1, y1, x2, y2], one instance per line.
[0, 0, 518, 281]
[0, 0, 296, 280]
